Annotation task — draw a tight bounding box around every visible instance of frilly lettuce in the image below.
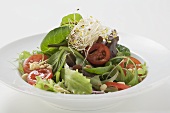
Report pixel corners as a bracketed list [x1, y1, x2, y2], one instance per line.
[18, 51, 31, 74]
[35, 76, 70, 94]
[63, 68, 92, 94]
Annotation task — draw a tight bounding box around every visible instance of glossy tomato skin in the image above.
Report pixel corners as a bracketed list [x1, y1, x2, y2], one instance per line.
[27, 69, 53, 85]
[105, 82, 130, 90]
[23, 54, 48, 73]
[120, 56, 142, 76]
[120, 56, 141, 69]
[87, 43, 111, 66]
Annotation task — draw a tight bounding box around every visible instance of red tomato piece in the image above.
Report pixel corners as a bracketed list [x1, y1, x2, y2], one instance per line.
[87, 43, 111, 66]
[120, 56, 142, 76]
[105, 82, 130, 90]
[129, 56, 141, 64]
[120, 56, 141, 69]
[23, 54, 48, 73]
[27, 69, 53, 85]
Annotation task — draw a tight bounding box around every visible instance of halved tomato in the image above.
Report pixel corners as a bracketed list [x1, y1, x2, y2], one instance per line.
[23, 54, 48, 73]
[27, 68, 53, 85]
[87, 43, 110, 66]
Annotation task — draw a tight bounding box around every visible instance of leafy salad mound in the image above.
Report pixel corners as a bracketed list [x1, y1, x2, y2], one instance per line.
[18, 13, 147, 94]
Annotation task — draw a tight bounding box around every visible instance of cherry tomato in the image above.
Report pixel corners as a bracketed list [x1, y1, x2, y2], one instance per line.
[120, 56, 142, 76]
[120, 56, 141, 69]
[87, 43, 111, 66]
[129, 57, 141, 64]
[105, 82, 130, 90]
[27, 69, 53, 85]
[23, 54, 48, 73]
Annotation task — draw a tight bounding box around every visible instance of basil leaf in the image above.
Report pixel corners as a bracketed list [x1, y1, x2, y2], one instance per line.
[40, 26, 71, 54]
[60, 13, 83, 26]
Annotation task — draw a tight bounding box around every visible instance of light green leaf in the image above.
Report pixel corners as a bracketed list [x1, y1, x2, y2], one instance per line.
[124, 69, 134, 84]
[64, 68, 92, 94]
[138, 63, 147, 75]
[35, 76, 56, 92]
[127, 70, 139, 86]
[90, 76, 102, 90]
[40, 26, 71, 54]
[101, 70, 119, 83]
[60, 13, 83, 26]
[35, 76, 70, 94]
[18, 51, 31, 60]
[18, 51, 31, 74]
[47, 49, 67, 73]
[115, 65, 126, 82]
[83, 64, 114, 75]
[47, 49, 67, 82]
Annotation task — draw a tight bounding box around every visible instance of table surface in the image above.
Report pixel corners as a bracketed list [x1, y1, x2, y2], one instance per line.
[0, 0, 170, 113]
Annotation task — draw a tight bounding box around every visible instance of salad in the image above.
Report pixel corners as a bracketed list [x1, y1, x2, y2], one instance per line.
[18, 13, 147, 94]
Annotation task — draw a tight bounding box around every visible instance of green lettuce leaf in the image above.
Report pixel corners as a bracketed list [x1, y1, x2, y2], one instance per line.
[59, 46, 89, 65]
[40, 26, 71, 54]
[90, 76, 102, 90]
[18, 51, 31, 74]
[64, 68, 92, 94]
[35, 76, 70, 94]
[83, 63, 114, 75]
[138, 63, 147, 75]
[47, 49, 67, 82]
[115, 65, 126, 82]
[127, 70, 139, 86]
[101, 69, 119, 83]
[60, 13, 83, 27]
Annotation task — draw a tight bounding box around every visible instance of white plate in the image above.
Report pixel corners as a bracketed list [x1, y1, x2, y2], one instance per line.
[0, 33, 170, 111]
[1, 76, 170, 113]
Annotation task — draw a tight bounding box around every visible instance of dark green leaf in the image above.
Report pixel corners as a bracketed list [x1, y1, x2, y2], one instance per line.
[59, 46, 89, 65]
[40, 26, 71, 54]
[116, 44, 131, 56]
[66, 53, 76, 67]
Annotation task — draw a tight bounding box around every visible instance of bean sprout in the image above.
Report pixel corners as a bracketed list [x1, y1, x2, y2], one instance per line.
[68, 17, 111, 51]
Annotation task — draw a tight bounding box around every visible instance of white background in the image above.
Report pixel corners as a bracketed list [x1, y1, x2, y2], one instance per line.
[0, 0, 170, 113]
